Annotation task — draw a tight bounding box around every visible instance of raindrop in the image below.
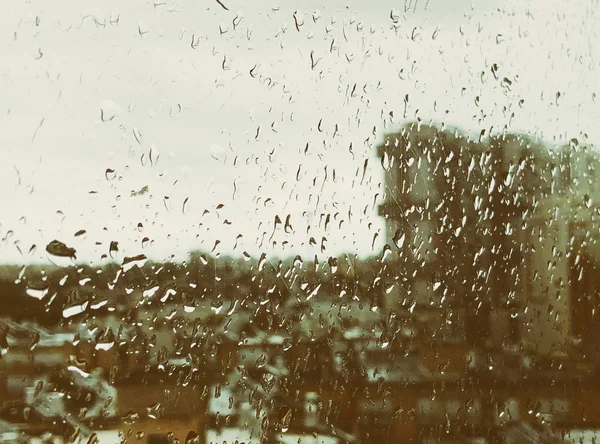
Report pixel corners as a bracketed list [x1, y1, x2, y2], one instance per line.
[255, 354, 267, 368]
[182, 293, 196, 313]
[211, 301, 223, 314]
[233, 233, 243, 250]
[258, 253, 267, 271]
[281, 409, 292, 433]
[328, 257, 338, 273]
[100, 100, 121, 122]
[501, 77, 512, 89]
[160, 287, 177, 303]
[122, 411, 140, 424]
[137, 21, 149, 36]
[491, 63, 499, 79]
[210, 144, 226, 163]
[307, 283, 322, 301]
[25, 284, 49, 300]
[95, 329, 115, 350]
[109, 241, 119, 259]
[284, 215, 293, 233]
[131, 185, 149, 197]
[90, 299, 108, 310]
[185, 431, 200, 444]
[122, 254, 148, 272]
[569, 138, 579, 150]
[63, 300, 89, 318]
[226, 299, 238, 316]
[381, 244, 392, 262]
[163, 196, 172, 212]
[105, 169, 116, 181]
[46, 240, 76, 265]
[133, 127, 143, 145]
[143, 285, 160, 298]
[381, 151, 393, 171]
[392, 230, 406, 249]
[34, 380, 44, 398]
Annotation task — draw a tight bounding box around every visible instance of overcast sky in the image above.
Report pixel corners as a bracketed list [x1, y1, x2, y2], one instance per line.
[0, 0, 598, 266]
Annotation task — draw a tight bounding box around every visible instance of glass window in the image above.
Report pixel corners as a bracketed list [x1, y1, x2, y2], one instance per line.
[1, 0, 598, 442]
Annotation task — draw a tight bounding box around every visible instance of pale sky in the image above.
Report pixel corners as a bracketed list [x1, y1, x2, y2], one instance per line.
[0, 0, 598, 265]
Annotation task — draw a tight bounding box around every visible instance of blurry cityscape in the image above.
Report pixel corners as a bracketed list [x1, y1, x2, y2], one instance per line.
[2, 122, 600, 443]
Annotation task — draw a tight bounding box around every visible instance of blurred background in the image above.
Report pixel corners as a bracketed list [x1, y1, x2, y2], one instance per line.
[0, 0, 599, 442]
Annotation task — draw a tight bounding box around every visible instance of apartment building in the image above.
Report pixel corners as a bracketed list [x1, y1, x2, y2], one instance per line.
[376, 123, 600, 359]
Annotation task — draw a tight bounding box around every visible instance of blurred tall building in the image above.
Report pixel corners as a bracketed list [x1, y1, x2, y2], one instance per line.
[376, 123, 600, 358]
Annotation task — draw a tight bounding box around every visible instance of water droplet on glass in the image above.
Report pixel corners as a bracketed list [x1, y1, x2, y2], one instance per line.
[25, 284, 49, 300]
[59, 274, 68, 286]
[132, 127, 143, 145]
[258, 253, 267, 271]
[122, 254, 148, 272]
[105, 168, 117, 181]
[210, 144, 226, 163]
[143, 285, 160, 298]
[46, 240, 76, 265]
[381, 244, 392, 262]
[328, 257, 338, 273]
[123, 411, 140, 424]
[100, 100, 121, 122]
[95, 329, 115, 351]
[109, 241, 119, 259]
[63, 300, 89, 318]
[163, 196, 172, 212]
[281, 408, 292, 432]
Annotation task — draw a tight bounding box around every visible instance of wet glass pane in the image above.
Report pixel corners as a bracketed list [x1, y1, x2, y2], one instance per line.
[0, 0, 599, 443]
